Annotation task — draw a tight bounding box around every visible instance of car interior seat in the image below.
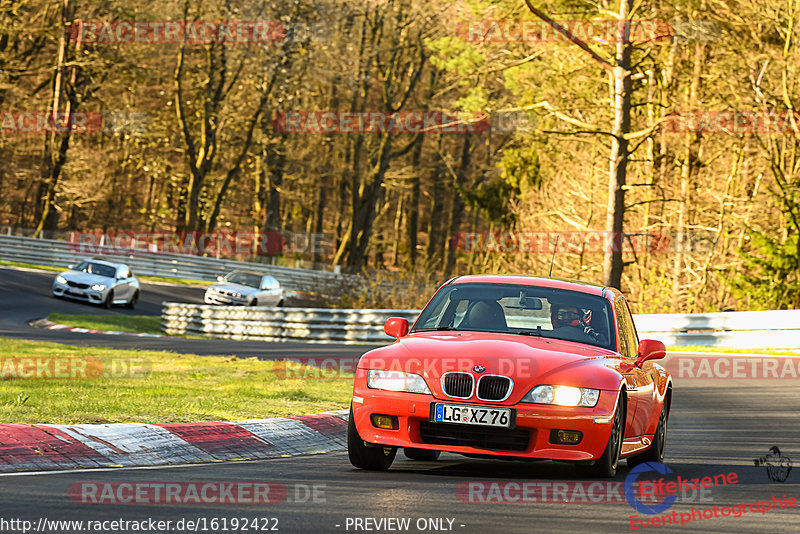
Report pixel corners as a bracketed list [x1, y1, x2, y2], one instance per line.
[462, 300, 508, 331]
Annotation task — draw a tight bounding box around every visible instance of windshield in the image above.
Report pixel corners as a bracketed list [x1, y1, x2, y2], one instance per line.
[73, 261, 116, 279]
[224, 271, 262, 288]
[411, 283, 615, 351]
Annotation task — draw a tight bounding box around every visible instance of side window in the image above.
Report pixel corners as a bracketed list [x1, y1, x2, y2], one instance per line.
[615, 297, 638, 358]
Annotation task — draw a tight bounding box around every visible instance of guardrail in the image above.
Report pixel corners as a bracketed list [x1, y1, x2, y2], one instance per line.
[160, 304, 800, 348]
[0, 234, 359, 296]
[161, 302, 419, 344]
[632, 310, 800, 349]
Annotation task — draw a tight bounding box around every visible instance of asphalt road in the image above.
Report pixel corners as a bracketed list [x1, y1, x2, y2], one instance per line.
[1, 378, 798, 533]
[0, 267, 375, 359]
[1, 265, 798, 533]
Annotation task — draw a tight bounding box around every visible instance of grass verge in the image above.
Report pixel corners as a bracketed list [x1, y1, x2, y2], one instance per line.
[49, 313, 162, 335]
[0, 260, 203, 286]
[0, 337, 352, 424]
[0, 260, 62, 272]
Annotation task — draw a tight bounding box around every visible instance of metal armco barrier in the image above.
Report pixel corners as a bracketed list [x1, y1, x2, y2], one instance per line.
[161, 302, 419, 344]
[633, 310, 800, 349]
[0, 234, 359, 296]
[161, 303, 800, 348]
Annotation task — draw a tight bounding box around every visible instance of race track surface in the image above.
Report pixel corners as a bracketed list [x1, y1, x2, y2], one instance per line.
[0, 267, 374, 359]
[1, 266, 798, 533]
[1, 378, 798, 533]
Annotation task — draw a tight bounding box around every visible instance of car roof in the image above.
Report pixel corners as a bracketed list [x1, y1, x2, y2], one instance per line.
[449, 274, 607, 297]
[228, 270, 274, 278]
[83, 258, 123, 268]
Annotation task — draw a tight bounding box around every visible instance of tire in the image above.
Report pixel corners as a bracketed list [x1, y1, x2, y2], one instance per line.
[403, 448, 441, 461]
[126, 290, 139, 309]
[347, 405, 397, 470]
[579, 393, 625, 478]
[277, 299, 284, 307]
[628, 397, 669, 467]
[103, 290, 114, 309]
[250, 298, 258, 306]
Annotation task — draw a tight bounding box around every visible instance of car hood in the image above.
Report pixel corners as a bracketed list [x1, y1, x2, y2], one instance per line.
[359, 331, 625, 403]
[208, 282, 258, 295]
[60, 270, 115, 285]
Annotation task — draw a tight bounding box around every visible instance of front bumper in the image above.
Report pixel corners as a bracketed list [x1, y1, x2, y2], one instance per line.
[352, 372, 619, 461]
[204, 291, 248, 305]
[52, 283, 108, 304]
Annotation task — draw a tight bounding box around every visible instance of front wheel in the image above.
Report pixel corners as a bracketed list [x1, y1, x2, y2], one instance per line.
[103, 290, 114, 309]
[579, 394, 624, 478]
[347, 405, 397, 470]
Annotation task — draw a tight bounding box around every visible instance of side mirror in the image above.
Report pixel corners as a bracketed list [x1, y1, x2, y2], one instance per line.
[635, 339, 666, 367]
[67, 264, 74, 269]
[384, 317, 409, 339]
[216, 275, 224, 282]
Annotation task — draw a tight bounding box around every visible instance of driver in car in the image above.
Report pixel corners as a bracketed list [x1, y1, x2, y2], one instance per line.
[550, 304, 606, 345]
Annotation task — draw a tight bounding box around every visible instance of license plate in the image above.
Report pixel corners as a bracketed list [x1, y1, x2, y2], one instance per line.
[68, 290, 85, 296]
[433, 404, 513, 428]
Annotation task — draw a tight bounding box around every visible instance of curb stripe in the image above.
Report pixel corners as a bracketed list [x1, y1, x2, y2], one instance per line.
[0, 410, 348, 473]
[288, 413, 348, 447]
[0, 425, 107, 471]
[238, 418, 342, 456]
[48, 423, 215, 466]
[154, 422, 276, 461]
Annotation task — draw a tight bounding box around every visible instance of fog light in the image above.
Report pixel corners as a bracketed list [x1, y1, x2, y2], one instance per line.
[371, 414, 398, 430]
[550, 429, 583, 445]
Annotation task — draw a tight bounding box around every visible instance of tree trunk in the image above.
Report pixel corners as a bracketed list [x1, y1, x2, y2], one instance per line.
[406, 136, 423, 267]
[601, 2, 633, 289]
[672, 43, 706, 309]
[34, 0, 74, 238]
[445, 134, 472, 276]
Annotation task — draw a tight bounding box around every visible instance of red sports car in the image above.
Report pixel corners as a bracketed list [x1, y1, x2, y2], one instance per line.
[348, 275, 671, 477]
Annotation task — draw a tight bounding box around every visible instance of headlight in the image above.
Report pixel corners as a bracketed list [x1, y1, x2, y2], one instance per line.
[91, 284, 106, 291]
[367, 370, 431, 394]
[522, 385, 600, 407]
[56, 276, 67, 284]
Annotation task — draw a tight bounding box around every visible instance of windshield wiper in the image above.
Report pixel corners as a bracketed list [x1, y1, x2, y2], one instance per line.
[513, 327, 544, 337]
[413, 326, 459, 332]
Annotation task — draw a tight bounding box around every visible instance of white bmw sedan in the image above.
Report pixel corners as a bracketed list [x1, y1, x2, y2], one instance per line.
[204, 270, 284, 306]
[52, 259, 140, 308]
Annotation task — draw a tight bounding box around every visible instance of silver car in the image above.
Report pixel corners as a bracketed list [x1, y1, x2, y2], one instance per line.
[204, 270, 284, 306]
[52, 259, 140, 308]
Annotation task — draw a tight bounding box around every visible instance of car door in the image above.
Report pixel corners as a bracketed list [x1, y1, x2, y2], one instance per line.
[257, 276, 280, 305]
[266, 276, 282, 305]
[114, 265, 133, 300]
[616, 297, 654, 438]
